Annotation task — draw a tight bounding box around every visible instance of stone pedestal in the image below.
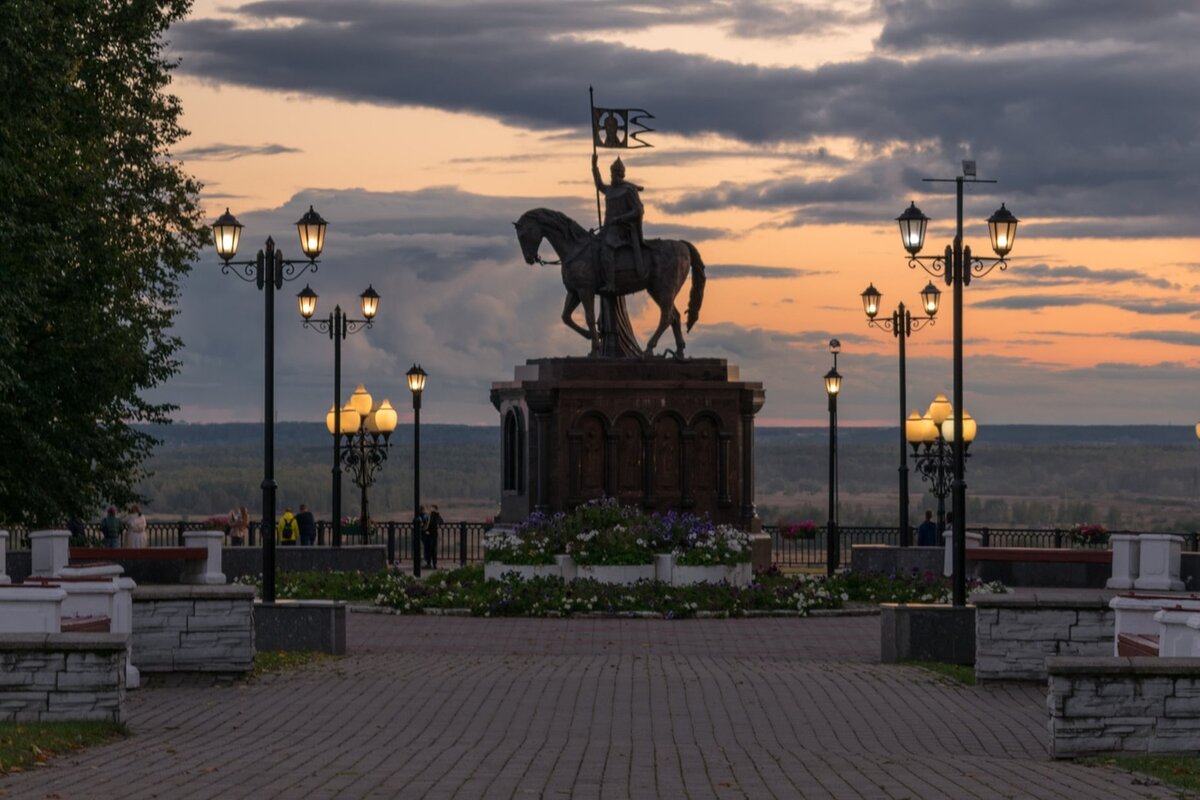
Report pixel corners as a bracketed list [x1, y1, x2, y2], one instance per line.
[880, 603, 975, 665]
[491, 357, 764, 527]
[1134, 534, 1185, 592]
[1107, 533, 1140, 590]
[30, 530, 70, 577]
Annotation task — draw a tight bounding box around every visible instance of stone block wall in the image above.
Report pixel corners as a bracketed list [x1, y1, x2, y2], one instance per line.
[0, 633, 126, 722]
[132, 585, 255, 673]
[1048, 657, 1200, 757]
[974, 591, 1114, 682]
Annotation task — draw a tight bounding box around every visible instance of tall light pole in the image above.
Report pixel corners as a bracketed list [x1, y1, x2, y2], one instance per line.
[895, 161, 1018, 605]
[212, 206, 327, 603]
[824, 339, 842, 577]
[407, 364, 428, 577]
[333, 384, 397, 538]
[861, 281, 941, 546]
[905, 393, 976, 531]
[298, 285, 380, 546]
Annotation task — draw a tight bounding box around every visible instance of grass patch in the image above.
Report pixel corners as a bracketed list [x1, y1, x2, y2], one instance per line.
[0, 720, 127, 774]
[904, 660, 976, 686]
[252, 650, 334, 677]
[1086, 755, 1200, 792]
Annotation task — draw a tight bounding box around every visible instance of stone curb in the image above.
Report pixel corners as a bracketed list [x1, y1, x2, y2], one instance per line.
[346, 605, 881, 619]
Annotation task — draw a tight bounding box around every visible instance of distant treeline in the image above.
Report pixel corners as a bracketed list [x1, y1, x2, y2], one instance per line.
[132, 422, 1200, 530]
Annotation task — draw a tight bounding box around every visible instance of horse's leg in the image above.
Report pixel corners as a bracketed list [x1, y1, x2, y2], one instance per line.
[561, 292, 592, 340]
[669, 307, 685, 359]
[643, 298, 674, 358]
[580, 290, 601, 355]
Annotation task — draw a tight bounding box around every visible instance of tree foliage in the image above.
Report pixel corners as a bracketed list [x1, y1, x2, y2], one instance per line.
[0, 0, 205, 526]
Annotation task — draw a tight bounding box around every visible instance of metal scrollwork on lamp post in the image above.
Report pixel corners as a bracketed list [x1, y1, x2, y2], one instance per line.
[329, 384, 398, 542]
[905, 393, 977, 535]
[861, 281, 941, 547]
[299, 285, 380, 547]
[895, 161, 1018, 606]
[212, 205, 328, 604]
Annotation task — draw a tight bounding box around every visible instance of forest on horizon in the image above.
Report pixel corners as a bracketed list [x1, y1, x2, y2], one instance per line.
[129, 422, 1200, 532]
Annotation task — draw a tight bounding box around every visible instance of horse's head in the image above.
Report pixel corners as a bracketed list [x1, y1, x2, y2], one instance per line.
[513, 212, 543, 265]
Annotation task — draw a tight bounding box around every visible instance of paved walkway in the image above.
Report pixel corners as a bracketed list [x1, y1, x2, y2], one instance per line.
[1, 614, 1185, 799]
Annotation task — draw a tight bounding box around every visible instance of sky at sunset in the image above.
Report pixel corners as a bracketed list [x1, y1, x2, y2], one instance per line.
[155, 0, 1200, 429]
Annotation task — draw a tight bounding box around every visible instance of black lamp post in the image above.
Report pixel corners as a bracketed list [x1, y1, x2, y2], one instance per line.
[905, 393, 976, 532]
[407, 364, 428, 577]
[895, 161, 1018, 605]
[335, 384, 397, 540]
[298, 285, 380, 547]
[824, 339, 842, 577]
[212, 205, 327, 603]
[861, 281, 941, 547]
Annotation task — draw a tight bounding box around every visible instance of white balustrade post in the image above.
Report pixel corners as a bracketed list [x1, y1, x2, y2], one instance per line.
[182, 530, 226, 585]
[1134, 533, 1185, 592]
[1106, 533, 1140, 590]
[0, 530, 9, 583]
[29, 530, 70, 577]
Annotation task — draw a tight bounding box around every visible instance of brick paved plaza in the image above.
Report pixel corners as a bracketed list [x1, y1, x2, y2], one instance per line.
[0, 613, 1182, 799]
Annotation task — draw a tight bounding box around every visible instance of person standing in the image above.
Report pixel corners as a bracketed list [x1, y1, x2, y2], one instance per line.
[916, 510, 939, 547]
[415, 506, 430, 567]
[67, 516, 87, 546]
[230, 505, 249, 546]
[99, 506, 122, 548]
[124, 504, 147, 548]
[425, 504, 443, 570]
[276, 508, 299, 546]
[296, 504, 317, 546]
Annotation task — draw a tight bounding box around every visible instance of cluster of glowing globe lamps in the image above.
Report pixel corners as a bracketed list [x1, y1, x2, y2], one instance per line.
[905, 393, 977, 454]
[326, 384, 399, 442]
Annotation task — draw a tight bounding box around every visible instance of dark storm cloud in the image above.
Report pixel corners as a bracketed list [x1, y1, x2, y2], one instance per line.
[975, 294, 1200, 315]
[1016, 263, 1177, 290]
[168, 1, 1200, 236]
[176, 143, 302, 161]
[875, 0, 1198, 52]
[1125, 330, 1200, 347]
[706, 264, 823, 279]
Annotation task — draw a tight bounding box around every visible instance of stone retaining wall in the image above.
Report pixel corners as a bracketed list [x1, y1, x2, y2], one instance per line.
[1048, 657, 1200, 757]
[0, 633, 126, 721]
[132, 585, 255, 673]
[974, 591, 1114, 682]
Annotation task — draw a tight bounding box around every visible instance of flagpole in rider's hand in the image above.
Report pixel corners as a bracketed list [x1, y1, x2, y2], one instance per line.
[589, 86, 602, 227]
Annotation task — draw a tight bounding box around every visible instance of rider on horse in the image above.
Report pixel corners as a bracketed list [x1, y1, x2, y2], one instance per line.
[592, 154, 645, 294]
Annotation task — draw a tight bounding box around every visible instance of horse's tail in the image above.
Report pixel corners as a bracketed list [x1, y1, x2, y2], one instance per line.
[684, 241, 706, 332]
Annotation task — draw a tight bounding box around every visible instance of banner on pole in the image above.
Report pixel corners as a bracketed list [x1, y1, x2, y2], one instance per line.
[591, 106, 655, 149]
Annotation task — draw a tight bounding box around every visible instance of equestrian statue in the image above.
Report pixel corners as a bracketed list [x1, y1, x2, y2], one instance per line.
[514, 155, 706, 358]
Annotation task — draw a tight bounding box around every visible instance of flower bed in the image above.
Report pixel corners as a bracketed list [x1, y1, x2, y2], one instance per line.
[238, 565, 1006, 619]
[483, 500, 751, 586]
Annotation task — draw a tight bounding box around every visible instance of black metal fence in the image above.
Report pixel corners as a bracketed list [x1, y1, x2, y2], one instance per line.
[6, 521, 1198, 570]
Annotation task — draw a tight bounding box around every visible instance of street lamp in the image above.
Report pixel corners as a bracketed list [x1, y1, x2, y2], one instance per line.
[331, 384, 397, 540]
[407, 364, 428, 577]
[824, 339, 842, 577]
[212, 205, 327, 603]
[905, 393, 977, 532]
[299, 284, 380, 546]
[895, 161, 1018, 605]
[861, 280, 941, 546]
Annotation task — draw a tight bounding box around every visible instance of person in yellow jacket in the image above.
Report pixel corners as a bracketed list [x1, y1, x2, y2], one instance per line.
[276, 508, 300, 546]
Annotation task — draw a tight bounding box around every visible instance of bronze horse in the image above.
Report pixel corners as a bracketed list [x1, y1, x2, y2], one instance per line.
[514, 208, 706, 357]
